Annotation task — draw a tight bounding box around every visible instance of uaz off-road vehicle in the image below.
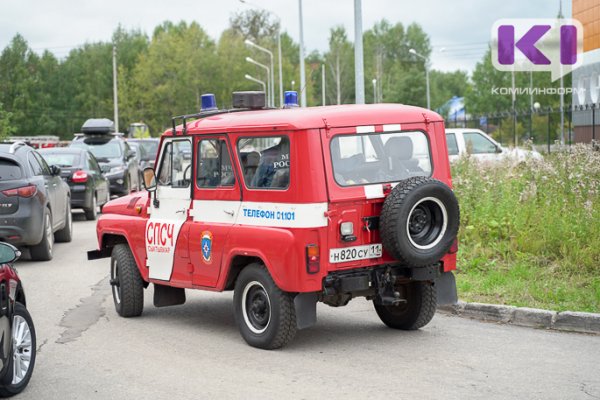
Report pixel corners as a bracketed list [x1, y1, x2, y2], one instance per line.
[89, 91, 460, 349]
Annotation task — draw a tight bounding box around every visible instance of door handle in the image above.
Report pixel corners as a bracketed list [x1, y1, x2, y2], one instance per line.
[223, 210, 234, 216]
[176, 209, 187, 214]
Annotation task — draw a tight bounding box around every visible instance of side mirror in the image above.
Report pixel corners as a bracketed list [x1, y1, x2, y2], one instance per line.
[49, 165, 61, 176]
[127, 150, 136, 160]
[0, 242, 20, 264]
[143, 167, 157, 192]
[495, 145, 503, 153]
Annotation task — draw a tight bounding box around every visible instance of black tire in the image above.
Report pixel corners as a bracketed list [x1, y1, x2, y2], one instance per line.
[111, 244, 144, 317]
[380, 177, 459, 266]
[0, 303, 36, 397]
[29, 208, 53, 261]
[84, 194, 97, 221]
[233, 263, 297, 350]
[374, 281, 436, 330]
[54, 202, 72, 242]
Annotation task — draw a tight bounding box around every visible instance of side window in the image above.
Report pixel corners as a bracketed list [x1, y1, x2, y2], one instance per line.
[157, 140, 191, 188]
[88, 153, 101, 173]
[197, 139, 235, 188]
[238, 136, 290, 189]
[446, 133, 459, 156]
[28, 153, 43, 176]
[34, 153, 51, 175]
[463, 132, 497, 154]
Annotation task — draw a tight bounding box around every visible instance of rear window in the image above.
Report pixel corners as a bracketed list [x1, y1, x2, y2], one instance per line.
[0, 159, 22, 180]
[331, 131, 431, 186]
[41, 153, 80, 167]
[71, 140, 122, 159]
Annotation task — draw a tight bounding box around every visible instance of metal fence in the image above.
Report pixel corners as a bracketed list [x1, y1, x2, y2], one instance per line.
[444, 103, 599, 153]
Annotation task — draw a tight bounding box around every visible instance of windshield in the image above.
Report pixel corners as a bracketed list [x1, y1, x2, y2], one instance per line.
[41, 153, 80, 167]
[72, 140, 122, 159]
[331, 131, 431, 186]
[130, 140, 158, 160]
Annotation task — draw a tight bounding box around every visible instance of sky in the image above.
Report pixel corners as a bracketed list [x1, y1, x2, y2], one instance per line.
[0, 0, 570, 74]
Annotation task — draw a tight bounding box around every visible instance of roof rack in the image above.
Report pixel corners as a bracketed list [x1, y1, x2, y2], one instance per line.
[171, 108, 253, 136]
[8, 141, 27, 154]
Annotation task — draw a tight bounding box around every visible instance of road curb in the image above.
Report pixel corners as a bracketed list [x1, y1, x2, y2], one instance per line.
[437, 301, 600, 335]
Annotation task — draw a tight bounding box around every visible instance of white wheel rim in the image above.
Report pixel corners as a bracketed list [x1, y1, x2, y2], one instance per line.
[241, 281, 271, 334]
[405, 196, 448, 250]
[12, 315, 33, 385]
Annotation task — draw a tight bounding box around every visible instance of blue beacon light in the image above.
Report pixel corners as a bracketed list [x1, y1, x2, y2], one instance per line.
[284, 91, 299, 108]
[201, 93, 218, 111]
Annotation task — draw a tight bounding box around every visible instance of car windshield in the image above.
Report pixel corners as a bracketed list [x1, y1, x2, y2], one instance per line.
[72, 140, 122, 159]
[331, 131, 431, 186]
[41, 153, 80, 167]
[134, 141, 158, 160]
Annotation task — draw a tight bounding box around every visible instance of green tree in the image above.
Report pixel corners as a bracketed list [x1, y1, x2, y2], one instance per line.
[324, 26, 354, 105]
[0, 102, 15, 138]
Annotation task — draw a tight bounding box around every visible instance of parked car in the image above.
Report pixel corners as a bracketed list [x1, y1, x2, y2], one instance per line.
[89, 92, 460, 350]
[126, 139, 159, 171]
[70, 119, 141, 197]
[445, 128, 542, 163]
[0, 142, 72, 261]
[39, 148, 110, 220]
[0, 242, 36, 396]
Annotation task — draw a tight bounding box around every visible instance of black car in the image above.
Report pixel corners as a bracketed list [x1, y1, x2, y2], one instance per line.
[0, 242, 36, 396]
[70, 121, 140, 197]
[0, 142, 72, 261]
[39, 148, 110, 220]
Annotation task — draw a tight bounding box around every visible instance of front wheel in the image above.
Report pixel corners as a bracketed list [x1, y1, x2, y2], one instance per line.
[233, 264, 297, 349]
[29, 209, 53, 261]
[110, 244, 144, 317]
[0, 302, 37, 397]
[54, 202, 72, 242]
[374, 281, 437, 330]
[84, 195, 97, 221]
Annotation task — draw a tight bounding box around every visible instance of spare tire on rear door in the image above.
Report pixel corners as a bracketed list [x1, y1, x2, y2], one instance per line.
[380, 177, 459, 266]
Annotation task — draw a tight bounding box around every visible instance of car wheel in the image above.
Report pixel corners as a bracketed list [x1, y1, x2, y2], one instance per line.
[0, 303, 37, 397]
[100, 189, 110, 213]
[110, 244, 144, 317]
[374, 281, 436, 330]
[29, 209, 53, 261]
[380, 177, 460, 266]
[233, 263, 296, 349]
[84, 195, 97, 221]
[55, 202, 73, 242]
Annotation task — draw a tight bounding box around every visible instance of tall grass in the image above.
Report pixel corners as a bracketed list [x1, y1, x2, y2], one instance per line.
[452, 145, 600, 312]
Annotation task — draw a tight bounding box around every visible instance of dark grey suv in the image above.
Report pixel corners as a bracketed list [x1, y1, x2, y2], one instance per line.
[0, 142, 72, 261]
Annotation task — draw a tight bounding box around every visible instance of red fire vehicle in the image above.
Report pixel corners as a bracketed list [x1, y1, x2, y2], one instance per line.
[89, 91, 460, 349]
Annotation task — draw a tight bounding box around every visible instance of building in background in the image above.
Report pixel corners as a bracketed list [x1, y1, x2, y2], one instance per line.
[572, 0, 600, 143]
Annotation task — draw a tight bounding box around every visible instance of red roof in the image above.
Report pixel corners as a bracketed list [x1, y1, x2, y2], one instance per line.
[166, 104, 443, 135]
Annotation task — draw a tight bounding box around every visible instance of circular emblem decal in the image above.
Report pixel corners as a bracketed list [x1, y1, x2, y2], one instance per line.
[201, 231, 213, 264]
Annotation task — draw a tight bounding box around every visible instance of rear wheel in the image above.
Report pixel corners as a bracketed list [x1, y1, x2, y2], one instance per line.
[84, 195, 97, 220]
[374, 281, 437, 330]
[29, 209, 53, 261]
[234, 263, 296, 349]
[0, 302, 36, 397]
[110, 244, 144, 317]
[54, 202, 72, 242]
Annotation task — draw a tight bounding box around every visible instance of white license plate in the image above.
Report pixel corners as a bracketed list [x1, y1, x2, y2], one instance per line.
[329, 244, 382, 263]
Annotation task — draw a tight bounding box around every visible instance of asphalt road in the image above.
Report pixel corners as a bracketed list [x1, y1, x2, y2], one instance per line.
[13, 213, 600, 400]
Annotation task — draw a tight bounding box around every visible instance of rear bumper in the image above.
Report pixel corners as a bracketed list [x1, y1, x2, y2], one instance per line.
[0, 202, 44, 246]
[69, 184, 92, 209]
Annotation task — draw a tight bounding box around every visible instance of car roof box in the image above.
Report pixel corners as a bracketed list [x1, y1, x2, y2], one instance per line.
[82, 118, 115, 135]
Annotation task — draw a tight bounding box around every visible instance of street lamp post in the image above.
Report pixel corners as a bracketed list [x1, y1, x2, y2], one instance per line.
[372, 78, 377, 103]
[245, 74, 266, 94]
[409, 48, 430, 110]
[298, 0, 306, 107]
[239, 0, 283, 107]
[245, 40, 275, 107]
[246, 57, 270, 106]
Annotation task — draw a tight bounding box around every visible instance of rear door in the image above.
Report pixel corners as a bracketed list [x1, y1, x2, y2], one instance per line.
[323, 124, 434, 268]
[188, 135, 241, 287]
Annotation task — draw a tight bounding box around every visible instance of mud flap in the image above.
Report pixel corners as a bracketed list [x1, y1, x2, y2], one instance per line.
[153, 284, 186, 307]
[436, 271, 458, 305]
[294, 292, 318, 329]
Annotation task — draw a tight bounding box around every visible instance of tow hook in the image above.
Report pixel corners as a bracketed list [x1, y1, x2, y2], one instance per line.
[374, 267, 406, 306]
